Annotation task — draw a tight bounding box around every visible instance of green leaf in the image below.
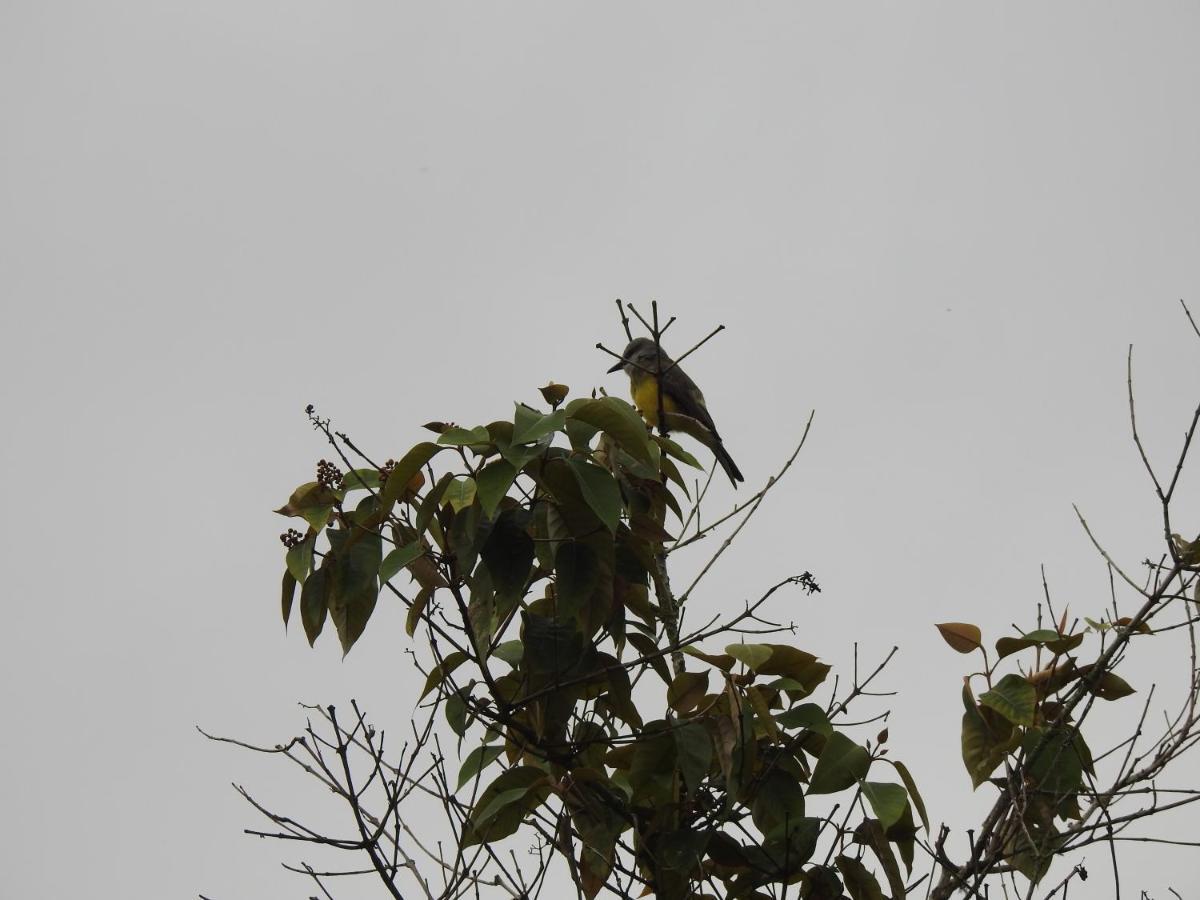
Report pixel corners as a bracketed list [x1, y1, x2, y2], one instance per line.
[751, 769, 806, 836]
[275, 481, 340, 533]
[380, 442, 443, 506]
[437, 425, 490, 446]
[555, 541, 599, 620]
[566, 397, 654, 465]
[512, 405, 566, 445]
[1024, 727, 1086, 795]
[457, 744, 505, 790]
[935, 622, 982, 653]
[666, 671, 709, 714]
[1091, 671, 1136, 700]
[341, 468, 381, 492]
[476, 459, 517, 519]
[628, 631, 671, 685]
[281, 570, 296, 628]
[443, 477, 477, 513]
[300, 565, 330, 646]
[961, 686, 1017, 788]
[886, 760, 929, 832]
[655, 435, 702, 470]
[836, 855, 885, 900]
[285, 534, 315, 584]
[480, 509, 533, 602]
[776, 703, 833, 736]
[995, 636, 1037, 659]
[405, 586, 433, 637]
[569, 459, 622, 533]
[725, 643, 773, 671]
[326, 529, 383, 655]
[673, 722, 712, 795]
[1022, 628, 1062, 642]
[979, 674, 1036, 726]
[808, 731, 871, 794]
[420, 651, 466, 700]
[861, 782, 908, 831]
[464, 766, 551, 846]
[380, 541, 423, 584]
[491, 639, 523, 668]
[446, 689, 469, 736]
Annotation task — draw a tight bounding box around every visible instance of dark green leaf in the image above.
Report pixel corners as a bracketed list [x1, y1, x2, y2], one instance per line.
[861, 781, 908, 830]
[416, 472, 455, 537]
[751, 769, 806, 835]
[836, 855, 885, 900]
[673, 722, 712, 795]
[808, 731, 871, 794]
[437, 425, 490, 446]
[300, 565, 330, 647]
[1023, 727, 1084, 795]
[979, 674, 1036, 726]
[655, 435, 702, 470]
[281, 570, 296, 628]
[446, 690, 469, 736]
[995, 636, 1037, 659]
[476, 459, 518, 519]
[776, 703, 833, 736]
[627, 631, 671, 685]
[380, 442, 443, 506]
[886, 760, 929, 832]
[285, 535, 314, 584]
[457, 744, 505, 790]
[492, 639, 523, 668]
[341, 468, 382, 492]
[569, 459, 622, 533]
[326, 529, 383, 655]
[512, 405, 567, 445]
[566, 397, 654, 465]
[463, 766, 551, 846]
[1091, 671, 1136, 700]
[480, 509, 533, 603]
[555, 541, 600, 620]
[667, 671, 709, 715]
[420, 651, 466, 700]
[380, 541, 423, 584]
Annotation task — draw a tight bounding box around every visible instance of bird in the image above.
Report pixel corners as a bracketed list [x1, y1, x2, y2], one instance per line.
[607, 336, 744, 486]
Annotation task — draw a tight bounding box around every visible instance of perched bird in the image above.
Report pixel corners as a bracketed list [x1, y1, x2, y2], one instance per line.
[607, 336, 744, 486]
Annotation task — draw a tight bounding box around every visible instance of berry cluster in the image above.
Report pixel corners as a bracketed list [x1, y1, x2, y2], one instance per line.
[378, 459, 397, 486]
[317, 458, 344, 489]
[279, 528, 305, 548]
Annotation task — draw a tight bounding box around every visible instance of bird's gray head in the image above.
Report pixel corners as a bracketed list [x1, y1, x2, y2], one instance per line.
[607, 337, 672, 374]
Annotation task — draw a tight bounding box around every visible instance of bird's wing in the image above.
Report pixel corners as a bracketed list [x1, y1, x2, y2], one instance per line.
[662, 365, 721, 439]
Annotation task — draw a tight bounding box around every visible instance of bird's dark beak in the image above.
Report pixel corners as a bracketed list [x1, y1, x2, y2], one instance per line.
[606, 359, 625, 374]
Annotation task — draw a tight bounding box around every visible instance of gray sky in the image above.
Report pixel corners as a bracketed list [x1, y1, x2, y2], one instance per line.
[2, 3, 1198, 897]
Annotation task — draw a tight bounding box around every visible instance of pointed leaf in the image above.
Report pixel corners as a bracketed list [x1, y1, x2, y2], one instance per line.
[476, 459, 518, 519]
[861, 781, 908, 830]
[281, 570, 296, 628]
[808, 731, 871, 794]
[886, 760, 929, 832]
[300, 565, 330, 646]
[380, 541, 424, 584]
[566, 397, 654, 465]
[380, 442, 443, 506]
[457, 744, 505, 790]
[443, 477, 477, 513]
[569, 459, 622, 533]
[437, 425, 490, 446]
[979, 673, 1036, 726]
[673, 722, 712, 795]
[936, 622, 982, 654]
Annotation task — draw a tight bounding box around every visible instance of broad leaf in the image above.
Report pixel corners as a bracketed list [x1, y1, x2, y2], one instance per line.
[566, 397, 655, 465]
[476, 459, 517, 519]
[808, 731, 870, 794]
[673, 722, 712, 795]
[457, 744, 505, 790]
[380, 541, 423, 584]
[979, 674, 1036, 726]
[569, 459, 622, 533]
[936, 622, 982, 654]
[861, 781, 908, 830]
[300, 565, 330, 646]
[380, 442, 442, 506]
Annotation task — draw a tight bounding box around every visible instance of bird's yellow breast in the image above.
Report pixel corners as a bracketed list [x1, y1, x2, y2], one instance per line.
[629, 372, 679, 426]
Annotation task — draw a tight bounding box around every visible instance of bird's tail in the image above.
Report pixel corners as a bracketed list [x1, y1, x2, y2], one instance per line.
[713, 441, 744, 487]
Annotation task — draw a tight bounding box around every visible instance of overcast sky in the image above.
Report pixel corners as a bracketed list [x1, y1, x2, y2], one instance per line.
[2, 3, 1199, 898]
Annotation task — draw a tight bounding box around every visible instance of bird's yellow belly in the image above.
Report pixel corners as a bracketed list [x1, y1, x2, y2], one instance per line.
[630, 375, 679, 426]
